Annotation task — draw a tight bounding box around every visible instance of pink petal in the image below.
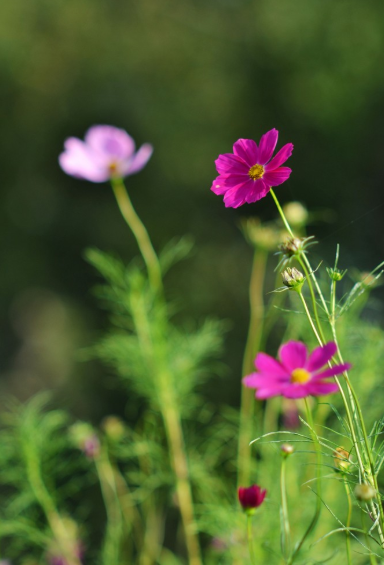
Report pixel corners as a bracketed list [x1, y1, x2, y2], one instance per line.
[258, 129, 278, 165]
[59, 138, 109, 183]
[255, 352, 289, 378]
[233, 139, 259, 166]
[85, 125, 135, 160]
[223, 180, 254, 208]
[312, 363, 351, 380]
[243, 373, 288, 388]
[262, 167, 292, 187]
[211, 176, 228, 195]
[278, 341, 308, 372]
[265, 143, 294, 171]
[215, 154, 249, 175]
[122, 143, 153, 176]
[307, 342, 337, 372]
[244, 178, 270, 203]
[255, 384, 286, 399]
[305, 382, 339, 396]
[281, 384, 310, 399]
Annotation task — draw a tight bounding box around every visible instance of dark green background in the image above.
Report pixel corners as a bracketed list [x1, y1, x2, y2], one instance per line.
[1, 0, 384, 416]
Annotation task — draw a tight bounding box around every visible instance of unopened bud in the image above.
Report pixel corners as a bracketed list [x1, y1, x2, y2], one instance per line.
[102, 416, 126, 441]
[327, 267, 347, 282]
[354, 483, 376, 501]
[333, 447, 351, 472]
[69, 422, 100, 459]
[281, 267, 304, 292]
[241, 218, 283, 252]
[281, 443, 294, 457]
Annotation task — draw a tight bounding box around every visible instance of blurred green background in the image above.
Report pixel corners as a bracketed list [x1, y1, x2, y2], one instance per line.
[1, 0, 384, 416]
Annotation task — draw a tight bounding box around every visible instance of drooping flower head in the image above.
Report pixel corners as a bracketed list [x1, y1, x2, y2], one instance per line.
[238, 484, 267, 515]
[211, 129, 293, 208]
[59, 125, 153, 183]
[244, 341, 351, 400]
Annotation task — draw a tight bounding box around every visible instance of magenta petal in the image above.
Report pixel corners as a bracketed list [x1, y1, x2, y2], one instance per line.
[312, 363, 351, 380]
[263, 167, 292, 187]
[243, 373, 287, 389]
[279, 341, 308, 372]
[233, 139, 259, 166]
[85, 125, 135, 160]
[223, 181, 254, 208]
[307, 342, 337, 372]
[282, 385, 310, 399]
[122, 143, 153, 175]
[211, 176, 228, 195]
[59, 138, 109, 183]
[265, 143, 294, 171]
[256, 385, 285, 399]
[258, 129, 278, 165]
[255, 352, 288, 378]
[215, 154, 249, 175]
[244, 179, 270, 203]
[306, 382, 339, 396]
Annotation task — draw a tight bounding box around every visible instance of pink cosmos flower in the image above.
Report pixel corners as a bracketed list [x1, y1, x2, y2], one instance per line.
[238, 485, 267, 514]
[59, 125, 153, 183]
[244, 341, 351, 399]
[211, 128, 293, 208]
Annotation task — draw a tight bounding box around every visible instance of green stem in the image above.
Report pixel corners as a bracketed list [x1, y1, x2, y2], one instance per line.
[280, 456, 291, 559]
[361, 508, 378, 565]
[111, 178, 163, 293]
[95, 446, 123, 565]
[238, 249, 267, 487]
[298, 258, 326, 344]
[289, 399, 322, 563]
[344, 480, 352, 565]
[247, 515, 257, 565]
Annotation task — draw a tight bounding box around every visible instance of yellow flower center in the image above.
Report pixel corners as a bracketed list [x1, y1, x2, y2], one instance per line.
[291, 368, 311, 384]
[108, 161, 119, 176]
[248, 164, 265, 180]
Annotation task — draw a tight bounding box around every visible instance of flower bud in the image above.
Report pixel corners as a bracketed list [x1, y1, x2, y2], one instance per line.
[280, 443, 294, 457]
[102, 416, 126, 442]
[69, 422, 100, 459]
[238, 485, 267, 515]
[333, 447, 351, 472]
[354, 483, 376, 502]
[241, 218, 284, 252]
[327, 267, 347, 282]
[281, 267, 304, 292]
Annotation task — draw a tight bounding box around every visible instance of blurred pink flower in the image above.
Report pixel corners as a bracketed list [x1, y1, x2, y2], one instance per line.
[59, 125, 153, 183]
[244, 341, 350, 399]
[238, 484, 266, 514]
[211, 129, 293, 208]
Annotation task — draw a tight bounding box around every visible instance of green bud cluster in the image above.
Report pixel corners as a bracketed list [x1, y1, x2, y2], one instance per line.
[327, 267, 347, 281]
[281, 267, 305, 292]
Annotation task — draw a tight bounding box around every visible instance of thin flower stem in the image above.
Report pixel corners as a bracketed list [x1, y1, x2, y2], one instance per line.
[280, 456, 291, 559]
[247, 515, 257, 565]
[343, 480, 352, 565]
[238, 249, 267, 487]
[298, 292, 322, 346]
[111, 178, 163, 294]
[289, 399, 322, 563]
[269, 188, 329, 315]
[298, 258, 326, 344]
[362, 507, 378, 565]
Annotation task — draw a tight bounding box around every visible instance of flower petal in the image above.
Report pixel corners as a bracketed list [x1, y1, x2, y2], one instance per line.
[211, 175, 229, 195]
[307, 342, 337, 372]
[281, 384, 310, 399]
[305, 382, 339, 396]
[256, 384, 286, 399]
[312, 363, 352, 380]
[233, 139, 259, 166]
[215, 154, 250, 175]
[223, 180, 254, 208]
[85, 125, 135, 160]
[59, 138, 109, 183]
[121, 143, 153, 176]
[265, 143, 294, 171]
[278, 341, 308, 372]
[258, 128, 278, 165]
[255, 352, 289, 378]
[262, 167, 292, 187]
[244, 179, 271, 203]
[243, 373, 288, 389]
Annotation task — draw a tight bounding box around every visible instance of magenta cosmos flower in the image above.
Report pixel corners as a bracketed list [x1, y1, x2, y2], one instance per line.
[244, 341, 351, 399]
[59, 125, 153, 183]
[238, 485, 267, 515]
[211, 128, 293, 208]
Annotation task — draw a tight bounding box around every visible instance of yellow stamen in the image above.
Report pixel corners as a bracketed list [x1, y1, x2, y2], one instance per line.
[109, 161, 118, 175]
[248, 164, 264, 180]
[291, 368, 311, 384]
